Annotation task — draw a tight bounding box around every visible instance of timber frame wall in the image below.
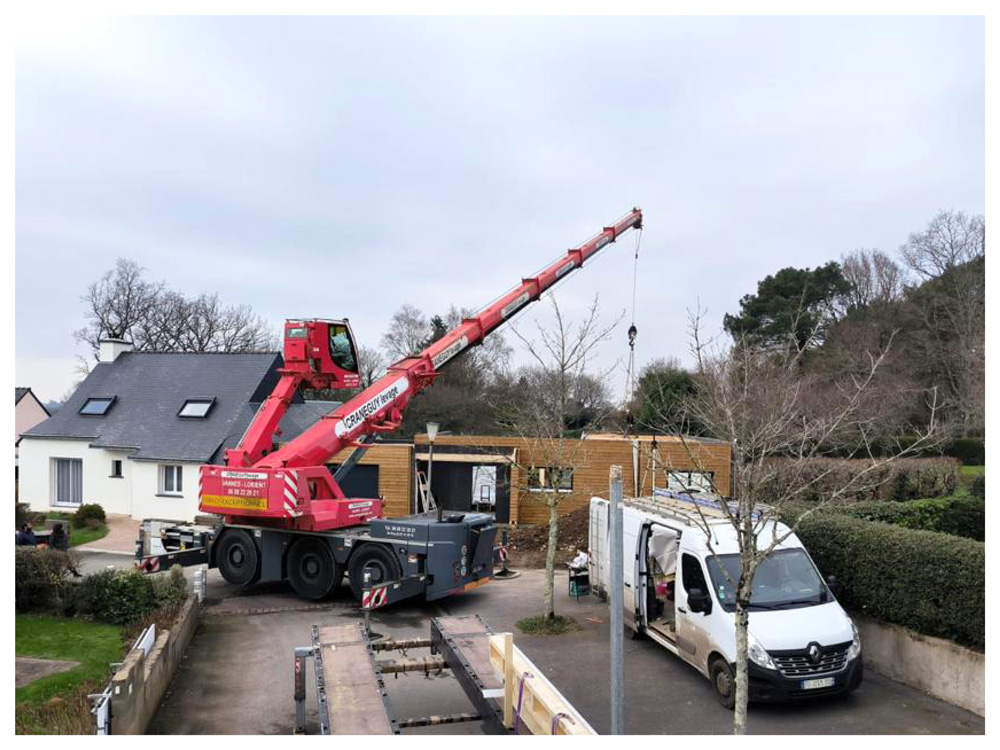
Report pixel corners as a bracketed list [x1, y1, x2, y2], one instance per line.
[331, 434, 731, 526]
[412, 433, 731, 526]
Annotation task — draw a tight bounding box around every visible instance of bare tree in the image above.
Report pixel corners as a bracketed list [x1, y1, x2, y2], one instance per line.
[645, 309, 939, 734]
[356, 345, 386, 388]
[380, 303, 430, 360]
[840, 248, 906, 310]
[76, 258, 278, 356]
[499, 294, 622, 623]
[899, 210, 985, 280]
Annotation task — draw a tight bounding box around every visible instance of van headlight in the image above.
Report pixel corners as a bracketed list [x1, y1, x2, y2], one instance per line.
[847, 621, 861, 661]
[748, 634, 776, 670]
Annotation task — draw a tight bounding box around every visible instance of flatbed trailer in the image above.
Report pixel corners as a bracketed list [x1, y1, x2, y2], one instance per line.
[137, 511, 499, 606]
[294, 615, 596, 735]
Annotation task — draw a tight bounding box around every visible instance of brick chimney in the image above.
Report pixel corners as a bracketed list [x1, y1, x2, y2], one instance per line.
[98, 338, 134, 363]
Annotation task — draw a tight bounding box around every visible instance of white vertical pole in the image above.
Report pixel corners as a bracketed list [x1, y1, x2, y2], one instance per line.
[609, 464, 625, 735]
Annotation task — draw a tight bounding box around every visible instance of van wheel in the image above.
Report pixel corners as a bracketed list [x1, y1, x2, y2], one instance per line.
[348, 544, 401, 600]
[216, 529, 260, 587]
[710, 658, 736, 710]
[287, 537, 341, 601]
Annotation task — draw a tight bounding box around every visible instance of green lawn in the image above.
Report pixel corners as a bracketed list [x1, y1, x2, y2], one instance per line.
[44, 512, 109, 548]
[15, 615, 123, 733]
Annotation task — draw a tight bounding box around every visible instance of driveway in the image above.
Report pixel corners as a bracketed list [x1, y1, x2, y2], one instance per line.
[145, 566, 983, 735]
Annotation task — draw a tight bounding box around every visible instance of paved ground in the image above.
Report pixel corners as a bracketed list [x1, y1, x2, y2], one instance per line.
[15, 657, 80, 688]
[131, 559, 983, 736]
[76, 514, 140, 553]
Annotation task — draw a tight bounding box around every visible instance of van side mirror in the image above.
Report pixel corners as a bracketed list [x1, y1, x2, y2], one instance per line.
[825, 575, 841, 597]
[688, 587, 713, 615]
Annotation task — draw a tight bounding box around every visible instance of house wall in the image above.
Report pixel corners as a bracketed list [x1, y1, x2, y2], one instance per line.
[15, 396, 49, 445]
[330, 443, 412, 518]
[129, 460, 203, 522]
[413, 434, 732, 526]
[17, 438, 133, 516]
[17, 438, 203, 521]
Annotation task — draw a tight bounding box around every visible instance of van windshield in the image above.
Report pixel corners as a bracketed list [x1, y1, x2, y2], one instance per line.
[705, 548, 829, 612]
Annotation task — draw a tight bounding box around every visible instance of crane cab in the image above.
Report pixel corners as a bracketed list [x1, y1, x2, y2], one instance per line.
[283, 318, 362, 390]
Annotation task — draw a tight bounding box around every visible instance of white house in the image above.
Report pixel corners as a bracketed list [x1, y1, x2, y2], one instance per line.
[18, 339, 330, 522]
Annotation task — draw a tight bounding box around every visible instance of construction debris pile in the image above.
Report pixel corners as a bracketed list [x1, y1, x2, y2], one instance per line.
[506, 505, 590, 569]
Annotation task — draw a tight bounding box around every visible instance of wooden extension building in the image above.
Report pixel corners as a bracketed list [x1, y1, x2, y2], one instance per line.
[330, 433, 731, 527]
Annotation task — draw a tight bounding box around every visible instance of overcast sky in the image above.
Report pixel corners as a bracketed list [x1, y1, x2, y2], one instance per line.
[16, 15, 984, 403]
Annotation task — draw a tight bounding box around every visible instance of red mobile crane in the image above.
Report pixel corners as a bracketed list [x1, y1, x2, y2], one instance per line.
[137, 208, 643, 605]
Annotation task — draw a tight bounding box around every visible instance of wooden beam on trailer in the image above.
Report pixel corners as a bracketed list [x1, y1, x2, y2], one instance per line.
[488, 633, 597, 735]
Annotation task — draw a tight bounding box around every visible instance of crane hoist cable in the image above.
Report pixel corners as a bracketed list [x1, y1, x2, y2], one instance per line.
[623, 226, 643, 433]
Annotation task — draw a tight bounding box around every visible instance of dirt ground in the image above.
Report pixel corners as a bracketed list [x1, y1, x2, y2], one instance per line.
[506, 504, 590, 568]
[15, 657, 80, 688]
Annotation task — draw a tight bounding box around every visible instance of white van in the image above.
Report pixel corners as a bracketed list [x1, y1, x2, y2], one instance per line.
[589, 490, 862, 708]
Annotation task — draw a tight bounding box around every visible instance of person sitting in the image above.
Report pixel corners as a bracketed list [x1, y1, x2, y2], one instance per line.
[16, 523, 37, 546]
[49, 522, 69, 551]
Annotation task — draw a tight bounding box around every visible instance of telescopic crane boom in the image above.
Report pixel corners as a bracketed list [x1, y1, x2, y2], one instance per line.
[199, 208, 643, 531]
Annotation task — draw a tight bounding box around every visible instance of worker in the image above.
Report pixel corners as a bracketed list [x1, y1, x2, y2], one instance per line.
[16, 523, 37, 546]
[49, 523, 69, 551]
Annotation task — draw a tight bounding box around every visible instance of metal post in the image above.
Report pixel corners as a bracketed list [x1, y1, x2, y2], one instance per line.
[363, 570, 372, 636]
[430, 440, 440, 521]
[609, 465, 625, 735]
[293, 646, 312, 734]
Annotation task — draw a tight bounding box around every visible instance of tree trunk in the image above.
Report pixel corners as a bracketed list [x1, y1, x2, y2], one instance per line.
[733, 588, 751, 734]
[543, 500, 559, 620]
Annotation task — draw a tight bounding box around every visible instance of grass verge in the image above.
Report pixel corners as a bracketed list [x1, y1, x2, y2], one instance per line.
[516, 614, 582, 636]
[15, 614, 123, 734]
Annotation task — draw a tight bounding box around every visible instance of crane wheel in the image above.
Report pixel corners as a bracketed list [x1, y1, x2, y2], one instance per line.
[347, 544, 402, 600]
[216, 529, 260, 587]
[287, 537, 341, 601]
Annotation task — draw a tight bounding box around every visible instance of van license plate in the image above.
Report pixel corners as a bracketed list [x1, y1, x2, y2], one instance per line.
[800, 677, 835, 690]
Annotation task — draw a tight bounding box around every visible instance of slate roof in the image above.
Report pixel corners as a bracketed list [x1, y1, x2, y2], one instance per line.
[15, 387, 29, 404]
[209, 399, 341, 464]
[18, 352, 325, 463]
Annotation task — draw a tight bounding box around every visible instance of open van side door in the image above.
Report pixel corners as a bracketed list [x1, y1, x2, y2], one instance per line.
[622, 510, 641, 631]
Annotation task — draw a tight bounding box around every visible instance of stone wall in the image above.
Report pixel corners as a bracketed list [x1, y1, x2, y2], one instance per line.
[108, 596, 201, 734]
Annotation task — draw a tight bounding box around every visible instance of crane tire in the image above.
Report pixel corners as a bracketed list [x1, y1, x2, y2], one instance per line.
[347, 544, 401, 600]
[216, 529, 260, 587]
[287, 537, 341, 601]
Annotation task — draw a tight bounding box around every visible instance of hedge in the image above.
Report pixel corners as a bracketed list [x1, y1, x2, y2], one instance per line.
[763, 457, 958, 504]
[833, 496, 984, 541]
[942, 438, 985, 466]
[14, 548, 78, 613]
[789, 511, 984, 650]
[15, 550, 188, 625]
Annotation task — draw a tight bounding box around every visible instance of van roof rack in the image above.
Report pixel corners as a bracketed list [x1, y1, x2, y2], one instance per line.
[622, 488, 767, 526]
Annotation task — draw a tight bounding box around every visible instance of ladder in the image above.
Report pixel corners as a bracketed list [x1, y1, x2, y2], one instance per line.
[416, 470, 437, 514]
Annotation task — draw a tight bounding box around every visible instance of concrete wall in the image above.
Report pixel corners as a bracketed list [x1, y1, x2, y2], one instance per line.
[857, 614, 985, 716]
[17, 438, 202, 521]
[109, 596, 201, 734]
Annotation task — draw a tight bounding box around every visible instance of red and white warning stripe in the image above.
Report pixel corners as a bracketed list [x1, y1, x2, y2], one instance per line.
[281, 470, 300, 518]
[361, 585, 388, 610]
[138, 556, 160, 573]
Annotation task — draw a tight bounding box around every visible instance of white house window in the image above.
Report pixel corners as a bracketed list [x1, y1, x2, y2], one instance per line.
[110, 459, 123, 478]
[527, 466, 574, 492]
[160, 465, 184, 495]
[79, 397, 116, 416]
[178, 398, 215, 418]
[52, 458, 83, 506]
